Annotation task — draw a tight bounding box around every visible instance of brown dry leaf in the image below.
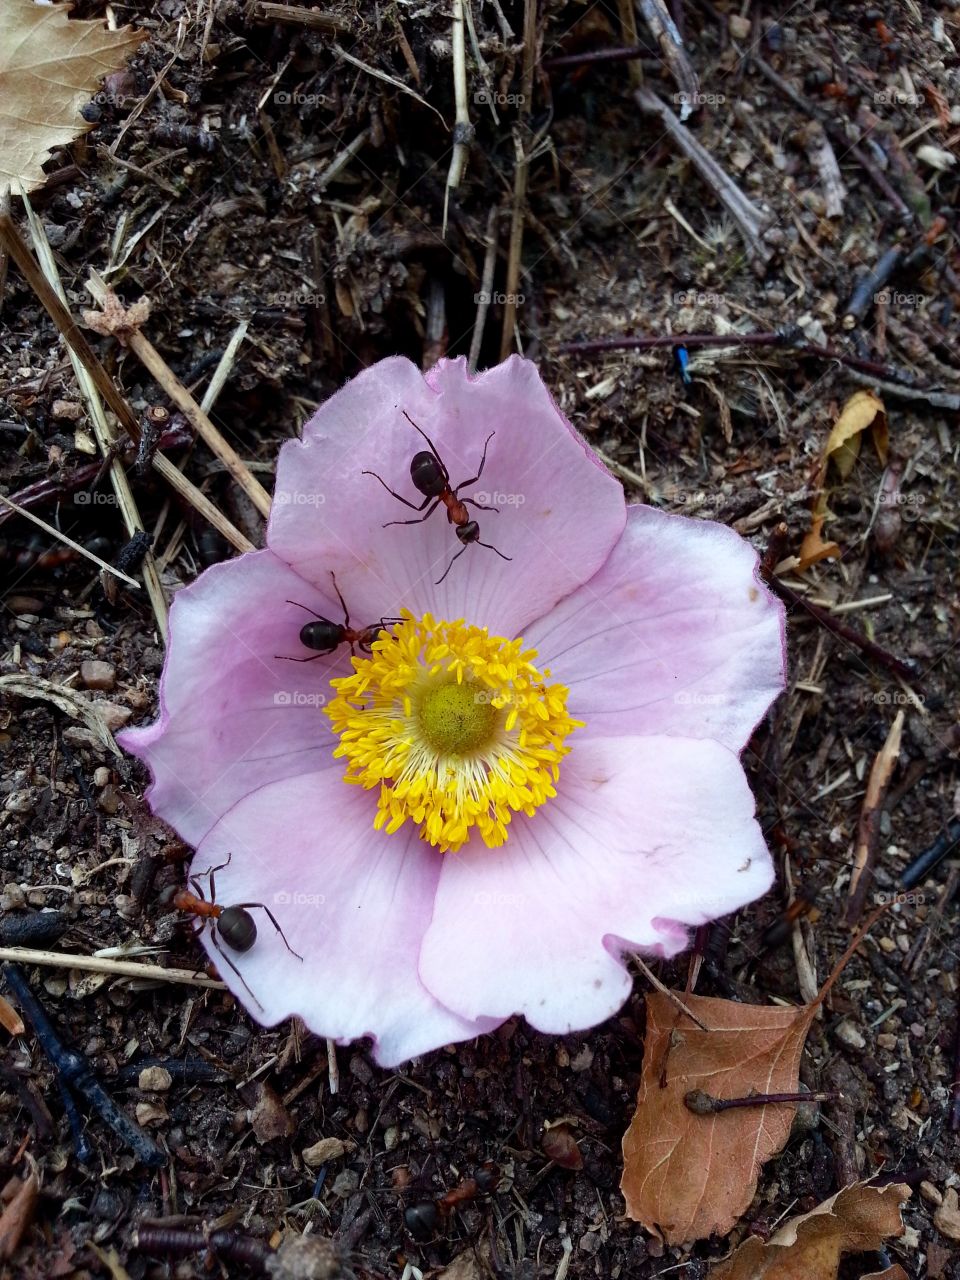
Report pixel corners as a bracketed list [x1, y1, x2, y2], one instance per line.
[0, 0, 144, 194]
[862, 1267, 909, 1280]
[933, 1186, 960, 1241]
[822, 389, 888, 478]
[542, 1122, 583, 1170]
[621, 991, 816, 1242]
[707, 1180, 910, 1279]
[0, 993, 25, 1037]
[0, 1166, 38, 1260]
[798, 390, 888, 570]
[82, 293, 151, 344]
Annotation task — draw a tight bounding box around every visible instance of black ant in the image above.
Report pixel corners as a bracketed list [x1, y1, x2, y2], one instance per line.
[363, 410, 512, 584]
[172, 853, 303, 1010]
[276, 571, 402, 662]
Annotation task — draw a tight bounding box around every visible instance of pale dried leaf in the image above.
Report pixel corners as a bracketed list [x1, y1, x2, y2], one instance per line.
[621, 991, 816, 1243]
[0, 0, 144, 194]
[798, 390, 887, 570]
[0, 1167, 38, 1260]
[933, 1186, 960, 1241]
[82, 293, 151, 343]
[0, 993, 25, 1037]
[822, 389, 888, 479]
[707, 1181, 910, 1279]
[302, 1136, 355, 1168]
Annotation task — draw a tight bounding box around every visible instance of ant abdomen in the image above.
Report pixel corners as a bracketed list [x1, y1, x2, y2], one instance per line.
[411, 450, 447, 496]
[299, 619, 343, 653]
[217, 905, 258, 952]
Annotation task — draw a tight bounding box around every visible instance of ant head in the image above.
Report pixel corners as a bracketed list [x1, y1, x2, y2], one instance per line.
[456, 520, 480, 545]
[300, 620, 342, 653]
[410, 450, 447, 497]
[217, 905, 257, 952]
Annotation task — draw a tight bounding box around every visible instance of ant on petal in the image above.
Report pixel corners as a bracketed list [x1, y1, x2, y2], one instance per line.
[363, 410, 512, 584]
[277, 571, 402, 662]
[172, 852, 303, 1010]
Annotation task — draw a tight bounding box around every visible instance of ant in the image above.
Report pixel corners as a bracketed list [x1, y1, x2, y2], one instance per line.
[363, 410, 512, 584]
[276, 571, 402, 662]
[172, 853, 303, 1010]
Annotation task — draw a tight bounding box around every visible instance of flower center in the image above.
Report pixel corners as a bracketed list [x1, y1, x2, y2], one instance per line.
[325, 611, 580, 853]
[417, 681, 498, 755]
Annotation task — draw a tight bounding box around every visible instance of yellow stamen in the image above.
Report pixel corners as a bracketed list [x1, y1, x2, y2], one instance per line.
[325, 611, 581, 852]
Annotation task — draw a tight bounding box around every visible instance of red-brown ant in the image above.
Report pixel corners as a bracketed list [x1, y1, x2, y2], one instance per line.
[363, 410, 512, 584]
[276, 572, 402, 662]
[172, 853, 303, 1009]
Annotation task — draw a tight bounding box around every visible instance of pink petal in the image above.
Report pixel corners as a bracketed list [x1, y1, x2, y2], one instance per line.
[268, 355, 624, 635]
[119, 551, 353, 848]
[190, 772, 497, 1066]
[418, 735, 773, 1032]
[525, 505, 786, 752]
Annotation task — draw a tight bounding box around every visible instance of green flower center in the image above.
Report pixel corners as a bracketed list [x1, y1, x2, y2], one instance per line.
[417, 680, 498, 755]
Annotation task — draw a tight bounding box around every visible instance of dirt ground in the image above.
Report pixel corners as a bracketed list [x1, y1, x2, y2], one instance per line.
[1, 1, 959, 1277]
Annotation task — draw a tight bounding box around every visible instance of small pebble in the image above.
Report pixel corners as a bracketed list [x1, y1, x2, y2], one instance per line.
[331, 1169, 359, 1198]
[302, 1136, 354, 1168]
[834, 1020, 866, 1050]
[921, 1180, 944, 1206]
[383, 1125, 400, 1152]
[729, 13, 751, 38]
[52, 399, 83, 421]
[93, 767, 111, 787]
[135, 1099, 168, 1126]
[80, 660, 116, 691]
[579, 1231, 601, 1256]
[138, 1066, 173, 1092]
[879, 936, 896, 953]
[876, 1033, 898, 1050]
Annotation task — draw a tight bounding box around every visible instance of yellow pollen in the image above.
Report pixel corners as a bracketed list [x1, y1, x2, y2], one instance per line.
[325, 611, 581, 853]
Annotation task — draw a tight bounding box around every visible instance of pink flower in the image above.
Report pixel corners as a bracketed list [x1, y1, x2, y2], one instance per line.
[121, 357, 785, 1066]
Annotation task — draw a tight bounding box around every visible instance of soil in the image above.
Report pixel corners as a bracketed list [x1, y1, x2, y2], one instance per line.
[1, 1, 959, 1278]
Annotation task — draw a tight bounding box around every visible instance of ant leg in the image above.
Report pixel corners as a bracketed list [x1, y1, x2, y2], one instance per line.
[285, 599, 336, 625]
[275, 652, 328, 663]
[454, 432, 495, 493]
[400, 410, 450, 486]
[362, 469, 434, 511]
[200, 852, 233, 905]
[235, 904, 304, 961]
[209, 929, 264, 1010]
[477, 540, 513, 563]
[329, 572, 350, 628]
[435, 544, 468, 585]
[382, 498, 442, 528]
[461, 498, 498, 513]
